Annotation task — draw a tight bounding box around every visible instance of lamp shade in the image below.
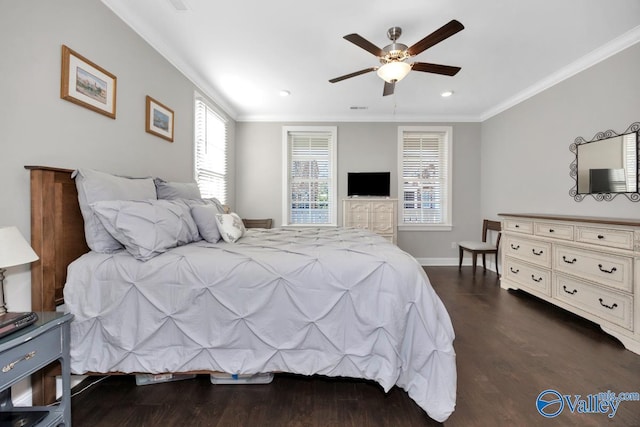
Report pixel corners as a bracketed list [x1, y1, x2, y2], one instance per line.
[376, 62, 411, 83]
[0, 226, 39, 269]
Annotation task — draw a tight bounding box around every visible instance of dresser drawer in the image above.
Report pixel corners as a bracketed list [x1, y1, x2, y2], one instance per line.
[503, 219, 533, 234]
[0, 326, 62, 386]
[554, 245, 633, 292]
[576, 226, 634, 250]
[504, 257, 551, 296]
[534, 221, 574, 241]
[503, 235, 551, 268]
[371, 220, 394, 234]
[554, 274, 633, 330]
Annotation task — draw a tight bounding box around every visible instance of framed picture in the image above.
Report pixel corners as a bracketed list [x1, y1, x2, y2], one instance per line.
[145, 96, 174, 142]
[60, 45, 117, 119]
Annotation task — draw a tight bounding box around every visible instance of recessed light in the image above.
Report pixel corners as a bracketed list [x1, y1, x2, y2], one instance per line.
[441, 91, 454, 97]
[349, 106, 368, 110]
[279, 90, 291, 97]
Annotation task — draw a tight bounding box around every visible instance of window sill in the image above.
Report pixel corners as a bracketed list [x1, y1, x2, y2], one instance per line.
[398, 224, 453, 232]
[281, 223, 338, 228]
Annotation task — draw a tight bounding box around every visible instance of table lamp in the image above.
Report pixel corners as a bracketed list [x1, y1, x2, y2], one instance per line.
[0, 226, 39, 314]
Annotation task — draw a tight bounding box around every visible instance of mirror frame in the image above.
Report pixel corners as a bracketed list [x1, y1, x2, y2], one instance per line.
[569, 122, 640, 202]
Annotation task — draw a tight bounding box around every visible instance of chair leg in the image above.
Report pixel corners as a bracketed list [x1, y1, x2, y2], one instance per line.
[458, 247, 463, 270]
[482, 254, 487, 272]
[495, 252, 500, 276]
[472, 253, 477, 275]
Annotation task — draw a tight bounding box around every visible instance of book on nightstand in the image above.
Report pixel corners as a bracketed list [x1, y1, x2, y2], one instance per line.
[0, 312, 38, 340]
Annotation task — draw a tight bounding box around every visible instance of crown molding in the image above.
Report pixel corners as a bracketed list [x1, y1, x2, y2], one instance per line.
[101, 0, 238, 120]
[480, 25, 640, 122]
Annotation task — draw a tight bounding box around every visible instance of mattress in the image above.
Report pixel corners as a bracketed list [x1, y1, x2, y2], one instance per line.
[64, 227, 456, 421]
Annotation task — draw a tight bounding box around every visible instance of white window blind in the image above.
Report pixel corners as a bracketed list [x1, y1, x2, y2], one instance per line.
[283, 127, 337, 225]
[623, 133, 637, 192]
[194, 95, 227, 203]
[398, 126, 452, 228]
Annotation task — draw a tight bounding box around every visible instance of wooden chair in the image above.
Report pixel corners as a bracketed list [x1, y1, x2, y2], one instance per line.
[242, 218, 273, 229]
[458, 219, 501, 275]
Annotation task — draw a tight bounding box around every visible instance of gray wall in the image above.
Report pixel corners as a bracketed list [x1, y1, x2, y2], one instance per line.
[235, 121, 482, 261]
[0, 0, 234, 311]
[481, 42, 640, 220]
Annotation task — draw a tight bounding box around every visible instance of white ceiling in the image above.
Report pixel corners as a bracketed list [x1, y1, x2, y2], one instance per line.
[102, 0, 640, 122]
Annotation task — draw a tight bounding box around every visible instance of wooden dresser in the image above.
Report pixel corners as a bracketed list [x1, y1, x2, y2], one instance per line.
[499, 213, 640, 355]
[343, 198, 397, 244]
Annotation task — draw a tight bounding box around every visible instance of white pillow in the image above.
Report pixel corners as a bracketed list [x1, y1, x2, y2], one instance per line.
[92, 199, 200, 261]
[215, 212, 246, 243]
[73, 168, 157, 253]
[190, 204, 222, 243]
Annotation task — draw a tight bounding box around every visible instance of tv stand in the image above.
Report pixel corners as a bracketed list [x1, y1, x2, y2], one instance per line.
[343, 198, 397, 244]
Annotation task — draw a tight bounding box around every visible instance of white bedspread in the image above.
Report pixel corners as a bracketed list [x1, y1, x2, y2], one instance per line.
[65, 227, 456, 421]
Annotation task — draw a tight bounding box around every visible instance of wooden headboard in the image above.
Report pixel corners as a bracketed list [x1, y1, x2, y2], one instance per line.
[25, 166, 88, 312]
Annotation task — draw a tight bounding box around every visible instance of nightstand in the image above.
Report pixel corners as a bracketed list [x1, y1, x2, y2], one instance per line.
[0, 312, 73, 426]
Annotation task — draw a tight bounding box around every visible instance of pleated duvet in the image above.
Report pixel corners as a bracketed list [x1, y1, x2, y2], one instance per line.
[65, 227, 456, 421]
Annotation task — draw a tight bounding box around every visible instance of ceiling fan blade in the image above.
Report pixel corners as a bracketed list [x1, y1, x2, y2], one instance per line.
[329, 67, 377, 83]
[343, 34, 385, 57]
[383, 81, 395, 96]
[412, 62, 461, 76]
[407, 20, 464, 56]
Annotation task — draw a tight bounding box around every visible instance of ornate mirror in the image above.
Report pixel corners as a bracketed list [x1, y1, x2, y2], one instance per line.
[570, 122, 640, 201]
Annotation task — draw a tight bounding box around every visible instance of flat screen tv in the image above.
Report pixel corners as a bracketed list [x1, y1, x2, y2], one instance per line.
[589, 168, 626, 193]
[347, 172, 390, 197]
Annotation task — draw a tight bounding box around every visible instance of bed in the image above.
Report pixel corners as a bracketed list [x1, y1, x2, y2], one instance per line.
[26, 165, 457, 422]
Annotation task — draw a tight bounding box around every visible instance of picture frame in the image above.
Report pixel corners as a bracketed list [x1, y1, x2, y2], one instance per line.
[60, 45, 117, 119]
[145, 96, 174, 142]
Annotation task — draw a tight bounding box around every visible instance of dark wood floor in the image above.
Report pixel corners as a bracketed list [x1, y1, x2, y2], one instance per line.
[70, 267, 640, 426]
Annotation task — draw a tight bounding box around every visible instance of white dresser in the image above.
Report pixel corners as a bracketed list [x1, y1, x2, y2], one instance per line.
[343, 198, 397, 244]
[500, 213, 640, 355]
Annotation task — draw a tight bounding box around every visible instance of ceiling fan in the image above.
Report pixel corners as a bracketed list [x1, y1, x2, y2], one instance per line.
[329, 20, 464, 96]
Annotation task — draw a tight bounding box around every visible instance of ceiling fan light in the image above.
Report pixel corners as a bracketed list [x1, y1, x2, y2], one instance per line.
[376, 62, 411, 83]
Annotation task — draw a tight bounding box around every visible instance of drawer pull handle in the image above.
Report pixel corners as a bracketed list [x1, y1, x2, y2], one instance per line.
[532, 249, 544, 256]
[515, 224, 520, 228]
[562, 286, 577, 295]
[510, 244, 520, 250]
[2, 351, 36, 373]
[598, 298, 618, 310]
[597, 235, 605, 239]
[598, 264, 617, 274]
[562, 256, 577, 264]
[531, 275, 543, 283]
[548, 229, 554, 233]
[510, 267, 519, 274]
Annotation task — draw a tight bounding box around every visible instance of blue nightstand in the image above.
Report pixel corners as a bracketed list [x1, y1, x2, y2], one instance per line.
[0, 312, 73, 426]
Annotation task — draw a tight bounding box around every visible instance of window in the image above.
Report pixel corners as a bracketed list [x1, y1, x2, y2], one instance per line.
[398, 126, 452, 230]
[194, 94, 228, 203]
[282, 126, 337, 226]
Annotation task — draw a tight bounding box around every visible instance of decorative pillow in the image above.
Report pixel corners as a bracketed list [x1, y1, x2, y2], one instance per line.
[215, 212, 246, 243]
[154, 177, 202, 200]
[190, 204, 222, 243]
[73, 168, 157, 253]
[91, 199, 200, 261]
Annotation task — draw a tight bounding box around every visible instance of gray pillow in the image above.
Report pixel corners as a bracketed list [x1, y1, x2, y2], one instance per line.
[190, 204, 222, 243]
[73, 168, 157, 253]
[154, 177, 202, 200]
[184, 197, 226, 214]
[92, 199, 200, 261]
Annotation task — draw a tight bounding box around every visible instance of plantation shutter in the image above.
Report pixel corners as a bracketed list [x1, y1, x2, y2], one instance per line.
[286, 130, 334, 225]
[195, 96, 227, 203]
[401, 130, 450, 225]
[623, 133, 637, 192]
